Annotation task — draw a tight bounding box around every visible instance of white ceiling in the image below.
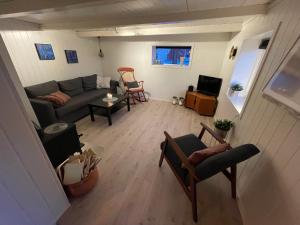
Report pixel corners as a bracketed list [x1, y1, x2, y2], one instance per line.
[0, 0, 273, 36]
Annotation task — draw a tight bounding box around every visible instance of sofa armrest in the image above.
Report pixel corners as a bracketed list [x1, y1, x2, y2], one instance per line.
[30, 98, 58, 128]
[110, 80, 119, 94]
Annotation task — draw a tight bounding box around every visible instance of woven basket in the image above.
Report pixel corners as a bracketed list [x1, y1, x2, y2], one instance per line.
[64, 168, 99, 197]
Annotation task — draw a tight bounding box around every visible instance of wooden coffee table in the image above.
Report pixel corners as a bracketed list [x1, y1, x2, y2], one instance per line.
[88, 94, 130, 126]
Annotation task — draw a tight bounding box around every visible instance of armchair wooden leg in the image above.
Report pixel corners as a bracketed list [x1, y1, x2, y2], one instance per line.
[231, 165, 237, 199]
[159, 139, 167, 167]
[130, 93, 136, 104]
[159, 151, 164, 167]
[190, 177, 198, 222]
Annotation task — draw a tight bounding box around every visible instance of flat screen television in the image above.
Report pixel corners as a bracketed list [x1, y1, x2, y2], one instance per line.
[197, 75, 222, 97]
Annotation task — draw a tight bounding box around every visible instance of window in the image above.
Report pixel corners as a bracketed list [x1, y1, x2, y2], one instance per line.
[152, 46, 191, 66]
[227, 31, 273, 115]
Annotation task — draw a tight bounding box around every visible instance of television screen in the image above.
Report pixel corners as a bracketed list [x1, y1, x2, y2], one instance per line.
[197, 75, 222, 97]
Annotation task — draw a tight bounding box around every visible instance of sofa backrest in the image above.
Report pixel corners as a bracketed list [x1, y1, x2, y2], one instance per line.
[25, 80, 59, 98]
[24, 75, 115, 98]
[58, 77, 84, 97]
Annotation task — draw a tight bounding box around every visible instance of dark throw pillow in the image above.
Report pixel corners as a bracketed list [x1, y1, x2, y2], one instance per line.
[127, 81, 139, 89]
[187, 143, 229, 166]
[82, 74, 97, 91]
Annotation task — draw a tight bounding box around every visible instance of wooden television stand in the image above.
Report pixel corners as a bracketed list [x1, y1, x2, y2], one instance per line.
[184, 91, 217, 116]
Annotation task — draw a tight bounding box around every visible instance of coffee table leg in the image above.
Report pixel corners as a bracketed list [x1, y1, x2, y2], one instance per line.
[107, 108, 112, 126]
[89, 105, 95, 121]
[127, 96, 130, 111]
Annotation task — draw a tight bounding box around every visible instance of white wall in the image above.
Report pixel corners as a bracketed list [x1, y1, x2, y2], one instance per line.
[1, 29, 103, 87]
[215, 0, 300, 224]
[0, 35, 69, 225]
[100, 33, 229, 101]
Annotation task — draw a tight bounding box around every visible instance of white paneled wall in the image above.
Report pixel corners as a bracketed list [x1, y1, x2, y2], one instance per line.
[1, 30, 103, 87]
[0, 36, 69, 225]
[215, 0, 300, 224]
[101, 33, 229, 101]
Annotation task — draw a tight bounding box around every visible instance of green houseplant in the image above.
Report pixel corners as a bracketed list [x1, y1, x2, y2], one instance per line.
[229, 83, 244, 96]
[214, 119, 233, 138]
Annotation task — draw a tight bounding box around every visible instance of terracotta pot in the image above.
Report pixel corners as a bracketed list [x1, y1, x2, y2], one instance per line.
[214, 128, 228, 139]
[64, 168, 99, 197]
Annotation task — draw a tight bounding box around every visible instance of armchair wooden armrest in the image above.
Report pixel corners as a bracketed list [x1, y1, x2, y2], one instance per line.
[198, 122, 229, 145]
[162, 132, 199, 181]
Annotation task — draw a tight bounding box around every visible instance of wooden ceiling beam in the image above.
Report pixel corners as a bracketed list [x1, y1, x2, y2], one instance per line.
[41, 4, 266, 30]
[76, 23, 243, 37]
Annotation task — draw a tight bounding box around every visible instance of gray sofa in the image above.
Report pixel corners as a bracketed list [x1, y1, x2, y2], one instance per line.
[25, 75, 119, 127]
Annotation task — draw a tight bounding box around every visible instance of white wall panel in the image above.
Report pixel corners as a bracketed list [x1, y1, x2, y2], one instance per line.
[100, 33, 229, 101]
[0, 30, 103, 87]
[215, 0, 300, 224]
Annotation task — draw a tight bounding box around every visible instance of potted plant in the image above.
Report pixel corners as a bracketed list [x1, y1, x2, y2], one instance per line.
[229, 83, 244, 96]
[213, 119, 233, 138]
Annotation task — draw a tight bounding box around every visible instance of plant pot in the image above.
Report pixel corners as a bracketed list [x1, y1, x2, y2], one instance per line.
[228, 89, 234, 96]
[229, 89, 240, 96]
[214, 128, 228, 139]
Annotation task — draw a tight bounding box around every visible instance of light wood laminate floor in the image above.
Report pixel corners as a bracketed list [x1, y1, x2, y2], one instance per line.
[58, 100, 243, 225]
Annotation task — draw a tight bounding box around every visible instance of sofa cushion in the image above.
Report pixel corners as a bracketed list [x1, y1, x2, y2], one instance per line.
[55, 89, 108, 117]
[25, 80, 59, 98]
[82, 74, 97, 91]
[58, 77, 84, 96]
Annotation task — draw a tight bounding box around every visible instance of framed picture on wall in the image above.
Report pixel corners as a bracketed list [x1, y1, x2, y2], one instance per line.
[65, 50, 78, 64]
[35, 43, 55, 60]
[263, 35, 300, 114]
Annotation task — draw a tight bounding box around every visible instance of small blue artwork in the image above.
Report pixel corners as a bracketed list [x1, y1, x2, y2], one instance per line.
[65, 50, 78, 64]
[35, 43, 55, 60]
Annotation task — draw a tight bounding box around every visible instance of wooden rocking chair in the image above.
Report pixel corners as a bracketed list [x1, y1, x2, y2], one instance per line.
[117, 67, 147, 104]
[159, 123, 260, 222]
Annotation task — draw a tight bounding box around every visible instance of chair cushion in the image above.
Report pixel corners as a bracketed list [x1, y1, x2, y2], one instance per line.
[195, 144, 260, 180]
[25, 80, 59, 98]
[55, 89, 108, 117]
[127, 81, 139, 89]
[161, 134, 207, 183]
[58, 77, 84, 96]
[82, 74, 97, 91]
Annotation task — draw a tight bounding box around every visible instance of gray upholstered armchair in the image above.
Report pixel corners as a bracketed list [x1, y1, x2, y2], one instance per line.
[159, 123, 260, 222]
